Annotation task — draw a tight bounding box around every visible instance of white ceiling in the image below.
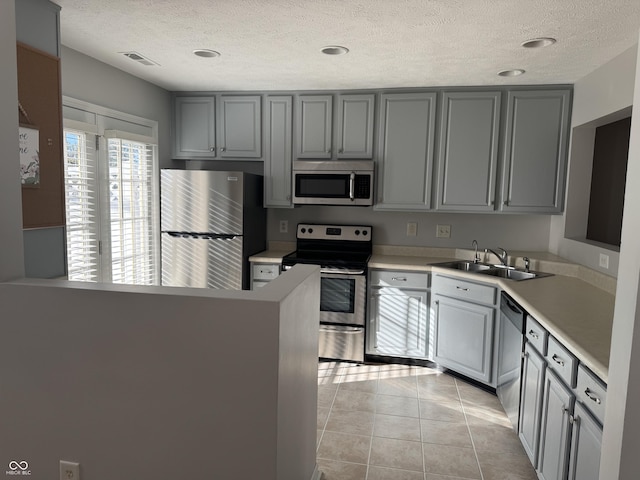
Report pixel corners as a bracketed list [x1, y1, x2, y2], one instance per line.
[54, 0, 640, 92]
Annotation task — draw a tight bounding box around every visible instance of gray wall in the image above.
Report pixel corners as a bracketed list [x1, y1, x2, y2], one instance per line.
[1, 0, 24, 282]
[0, 268, 320, 480]
[269, 206, 553, 251]
[549, 44, 638, 277]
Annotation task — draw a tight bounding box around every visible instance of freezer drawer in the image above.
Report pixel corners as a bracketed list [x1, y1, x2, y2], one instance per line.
[161, 233, 243, 289]
[319, 324, 364, 363]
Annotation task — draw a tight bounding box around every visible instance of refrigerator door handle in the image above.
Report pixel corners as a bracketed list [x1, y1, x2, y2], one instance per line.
[163, 232, 239, 240]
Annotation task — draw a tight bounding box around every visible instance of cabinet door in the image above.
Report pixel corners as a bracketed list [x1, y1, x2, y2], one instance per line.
[500, 90, 571, 213]
[264, 96, 293, 207]
[567, 402, 602, 480]
[436, 91, 501, 211]
[369, 288, 429, 359]
[174, 96, 216, 158]
[538, 368, 575, 480]
[519, 342, 546, 468]
[376, 92, 437, 210]
[296, 95, 333, 158]
[336, 94, 375, 159]
[432, 294, 494, 383]
[218, 95, 261, 158]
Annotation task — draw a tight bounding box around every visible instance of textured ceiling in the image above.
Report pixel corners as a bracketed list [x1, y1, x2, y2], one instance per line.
[54, 0, 640, 92]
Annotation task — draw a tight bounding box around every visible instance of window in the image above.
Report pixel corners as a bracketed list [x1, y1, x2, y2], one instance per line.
[62, 100, 159, 285]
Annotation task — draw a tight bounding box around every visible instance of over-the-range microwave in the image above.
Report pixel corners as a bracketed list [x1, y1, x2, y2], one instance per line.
[292, 160, 374, 206]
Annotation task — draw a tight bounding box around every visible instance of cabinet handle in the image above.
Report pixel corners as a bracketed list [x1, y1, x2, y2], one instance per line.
[552, 354, 565, 367]
[456, 286, 469, 291]
[528, 330, 539, 339]
[221, 147, 227, 152]
[569, 414, 576, 425]
[391, 277, 407, 282]
[326, 149, 331, 154]
[210, 146, 215, 152]
[584, 388, 602, 405]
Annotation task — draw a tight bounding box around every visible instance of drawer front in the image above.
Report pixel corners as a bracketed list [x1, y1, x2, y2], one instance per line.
[576, 364, 607, 425]
[525, 315, 548, 355]
[252, 263, 280, 280]
[546, 335, 578, 387]
[432, 274, 496, 305]
[370, 270, 429, 289]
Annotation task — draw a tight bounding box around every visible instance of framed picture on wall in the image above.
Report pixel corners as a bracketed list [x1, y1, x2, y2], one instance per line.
[19, 125, 40, 187]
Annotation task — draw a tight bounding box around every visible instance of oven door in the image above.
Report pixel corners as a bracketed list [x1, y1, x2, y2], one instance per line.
[319, 269, 366, 326]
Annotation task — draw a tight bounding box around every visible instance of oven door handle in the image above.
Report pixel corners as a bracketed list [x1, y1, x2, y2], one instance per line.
[321, 267, 365, 275]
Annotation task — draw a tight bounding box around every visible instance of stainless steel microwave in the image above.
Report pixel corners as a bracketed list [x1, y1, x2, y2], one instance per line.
[292, 160, 374, 206]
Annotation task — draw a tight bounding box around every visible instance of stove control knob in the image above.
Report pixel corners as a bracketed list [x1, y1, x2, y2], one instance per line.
[362, 230, 368, 236]
[308, 228, 314, 234]
[301, 228, 306, 234]
[355, 230, 360, 235]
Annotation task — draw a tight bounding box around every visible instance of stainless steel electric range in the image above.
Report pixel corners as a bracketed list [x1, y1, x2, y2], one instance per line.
[282, 223, 372, 362]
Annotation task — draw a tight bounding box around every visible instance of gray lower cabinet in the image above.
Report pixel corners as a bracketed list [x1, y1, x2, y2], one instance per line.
[432, 294, 495, 383]
[173, 94, 262, 159]
[519, 341, 546, 468]
[500, 89, 571, 213]
[296, 95, 333, 158]
[173, 96, 216, 158]
[567, 402, 603, 480]
[250, 262, 281, 290]
[435, 91, 501, 211]
[367, 270, 429, 359]
[263, 96, 293, 207]
[375, 92, 437, 210]
[537, 368, 575, 480]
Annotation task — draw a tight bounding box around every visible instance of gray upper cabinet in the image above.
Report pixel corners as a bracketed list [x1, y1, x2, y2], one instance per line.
[436, 91, 501, 211]
[173, 95, 261, 160]
[263, 96, 293, 208]
[500, 89, 571, 213]
[218, 96, 261, 158]
[335, 94, 375, 159]
[296, 95, 333, 158]
[376, 92, 437, 210]
[173, 96, 216, 158]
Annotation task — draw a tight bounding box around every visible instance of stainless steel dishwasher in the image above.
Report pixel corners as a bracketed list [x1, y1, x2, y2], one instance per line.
[497, 292, 526, 432]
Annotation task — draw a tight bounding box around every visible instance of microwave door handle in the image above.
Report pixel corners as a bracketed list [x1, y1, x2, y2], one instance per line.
[349, 172, 355, 201]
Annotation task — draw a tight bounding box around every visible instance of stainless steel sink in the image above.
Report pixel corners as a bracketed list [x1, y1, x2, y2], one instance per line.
[480, 268, 553, 281]
[431, 260, 494, 272]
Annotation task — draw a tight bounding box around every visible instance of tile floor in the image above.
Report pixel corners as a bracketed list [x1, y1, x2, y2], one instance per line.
[317, 361, 537, 480]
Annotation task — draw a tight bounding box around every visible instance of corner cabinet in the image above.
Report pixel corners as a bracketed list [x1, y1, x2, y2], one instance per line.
[500, 89, 571, 213]
[376, 92, 437, 210]
[431, 274, 498, 385]
[173, 95, 261, 160]
[263, 96, 293, 207]
[367, 270, 430, 359]
[435, 91, 501, 211]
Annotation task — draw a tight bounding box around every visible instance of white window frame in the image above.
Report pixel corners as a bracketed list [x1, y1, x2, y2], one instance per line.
[62, 97, 160, 285]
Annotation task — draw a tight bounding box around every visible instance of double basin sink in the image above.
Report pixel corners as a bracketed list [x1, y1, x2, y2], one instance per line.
[432, 260, 553, 281]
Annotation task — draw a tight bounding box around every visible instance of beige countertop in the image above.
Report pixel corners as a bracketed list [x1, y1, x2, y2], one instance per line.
[372, 252, 615, 382]
[251, 244, 615, 382]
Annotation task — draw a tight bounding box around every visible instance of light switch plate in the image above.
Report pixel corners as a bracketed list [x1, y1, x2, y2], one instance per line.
[406, 222, 417, 236]
[599, 253, 609, 269]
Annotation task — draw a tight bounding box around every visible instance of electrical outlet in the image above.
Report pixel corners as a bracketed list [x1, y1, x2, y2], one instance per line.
[279, 220, 288, 233]
[436, 224, 451, 238]
[60, 461, 80, 480]
[406, 222, 417, 236]
[599, 253, 609, 269]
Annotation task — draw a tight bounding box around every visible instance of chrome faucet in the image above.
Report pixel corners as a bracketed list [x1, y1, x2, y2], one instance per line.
[485, 247, 509, 266]
[523, 257, 531, 272]
[471, 239, 480, 263]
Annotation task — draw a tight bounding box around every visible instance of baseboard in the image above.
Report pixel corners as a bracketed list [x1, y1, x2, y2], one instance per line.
[310, 464, 324, 480]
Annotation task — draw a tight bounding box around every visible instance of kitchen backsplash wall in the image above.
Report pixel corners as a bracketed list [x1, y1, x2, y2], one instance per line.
[267, 206, 552, 251]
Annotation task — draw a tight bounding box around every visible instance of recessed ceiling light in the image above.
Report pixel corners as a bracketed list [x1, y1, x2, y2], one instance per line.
[193, 49, 221, 58]
[521, 37, 557, 48]
[321, 45, 349, 56]
[498, 69, 526, 77]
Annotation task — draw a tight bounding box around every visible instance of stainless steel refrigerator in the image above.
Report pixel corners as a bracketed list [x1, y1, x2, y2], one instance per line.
[160, 169, 266, 290]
